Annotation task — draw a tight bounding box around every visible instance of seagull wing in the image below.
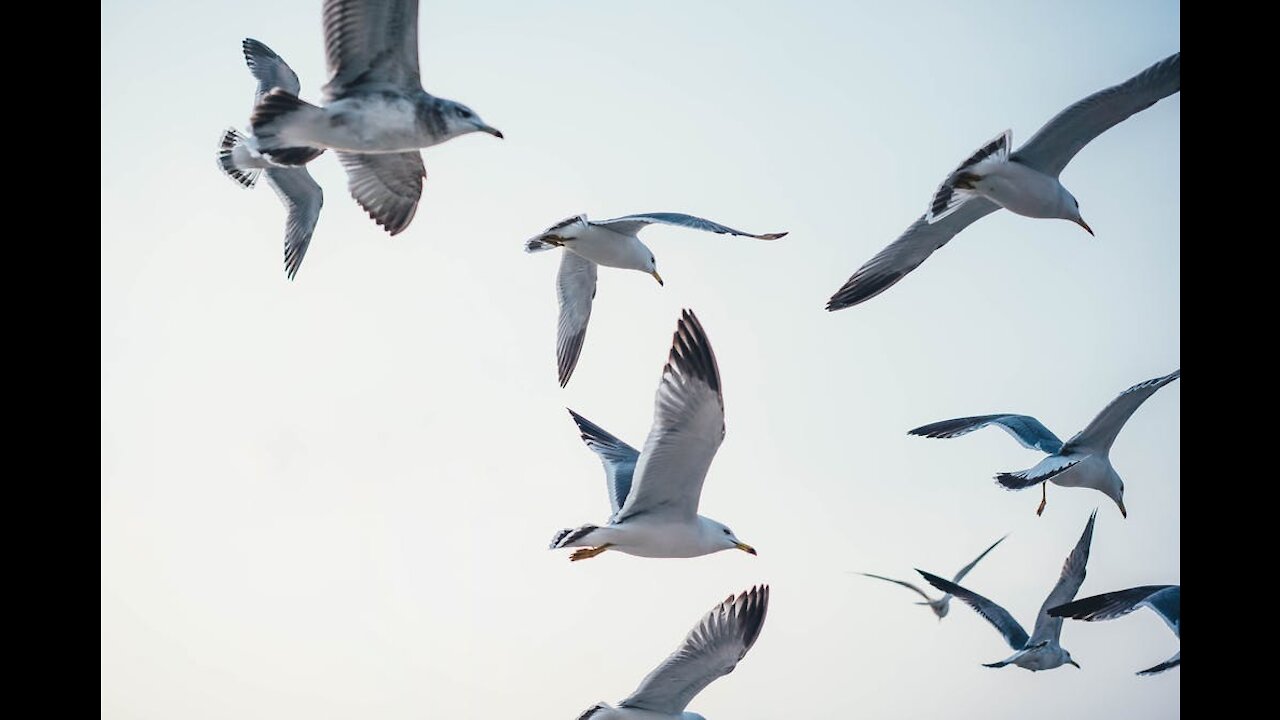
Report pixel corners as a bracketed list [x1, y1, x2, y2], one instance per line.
[909, 414, 1063, 453]
[1030, 510, 1097, 644]
[321, 0, 421, 98]
[1011, 53, 1180, 177]
[1049, 584, 1179, 637]
[856, 573, 935, 603]
[336, 151, 425, 236]
[1063, 369, 1180, 454]
[242, 38, 301, 102]
[565, 409, 640, 515]
[918, 570, 1028, 650]
[263, 167, 324, 280]
[594, 212, 786, 240]
[619, 586, 769, 715]
[825, 200, 1000, 311]
[554, 251, 598, 387]
[952, 534, 1009, 584]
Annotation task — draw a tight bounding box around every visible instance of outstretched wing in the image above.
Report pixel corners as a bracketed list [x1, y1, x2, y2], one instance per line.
[1049, 584, 1179, 636]
[952, 534, 1009, 584]
[566, 409, 639, 515]
[321, 0, 422, 98]
[918, 570, 1028, 650]
[555, 251, 598, 387]
[594, 212, 786, 240]
[1063, 370, 1180, 454]
[856, 573, 935, 603]
[1030, 510, 1097, 644]
[909, 414, 1063, 454]
[336, 151, 425, 236]
[263, 167, 324, 280]
[242, 38, 302, 102]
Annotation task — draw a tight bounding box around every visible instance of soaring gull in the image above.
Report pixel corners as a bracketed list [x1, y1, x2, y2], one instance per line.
[248, 0, 502, 235]
[857, 534, 1007, 620]
[1050, 584, 1180, 676]
[524, 213, 786, 386]
[216, 39, 325, 280]
[826, 52, 1180, 311]
[550, 310, 757, 561]
[909, 369, 1180, 517]
[576, 585, 769, 719]
[918, 510, 1097, 672]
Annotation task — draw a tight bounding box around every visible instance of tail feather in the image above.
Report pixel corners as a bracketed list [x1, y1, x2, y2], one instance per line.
[550, 524, 598, 549]
[525, 237, 557, 253]
[217, 128, 261, 189]
[249, 89, 326, 166]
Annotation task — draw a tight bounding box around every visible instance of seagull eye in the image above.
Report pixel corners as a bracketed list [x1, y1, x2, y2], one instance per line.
[457, 107, 472, 119]
[723, 528, 731, 535]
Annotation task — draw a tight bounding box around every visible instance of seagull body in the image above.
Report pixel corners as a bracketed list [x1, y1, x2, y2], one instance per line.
[550, 310, 756, 562]
[576, 586, 769, 719]
[909, 369, 1180, 517]
[826, 52, 1180, 310]
[919, 511, 1097, 672]
[248, 0, 502, 235]
[858, 534, 1007, 620]
[524, 213, 786, 386]
[216, 39, 325, 280]
[1049, 584, 1180, 675]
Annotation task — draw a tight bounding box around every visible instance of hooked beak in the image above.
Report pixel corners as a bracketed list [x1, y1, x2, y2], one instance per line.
[480, 124, 503, 139]
[1073, 217, 1094, 236]
[734, 542, 757, 556]
[1068, 660, 1081, 669]
[650, 270, 664, 286]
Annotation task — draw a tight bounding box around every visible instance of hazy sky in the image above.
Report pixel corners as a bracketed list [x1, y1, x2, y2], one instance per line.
[101, 1, 1180, 717]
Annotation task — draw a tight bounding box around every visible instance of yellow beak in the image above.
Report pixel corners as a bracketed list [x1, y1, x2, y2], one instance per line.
[650, 270, 664, 286]
[735, 542, 757, 556]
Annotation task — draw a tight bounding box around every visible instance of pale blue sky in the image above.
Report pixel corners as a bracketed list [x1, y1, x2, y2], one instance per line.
[102, 1, 1179, 717]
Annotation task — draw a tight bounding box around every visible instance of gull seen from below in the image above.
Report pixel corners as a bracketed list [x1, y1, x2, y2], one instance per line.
[918, 511, 1098, 672]
[216, 39, 324, 280]
[249, 0, 503, 235]
[856, 534, 1007, 620]
[908, 369, 1180, 517]
[524, 212, 786, 386]
[550, 310, 757, 562]
[826, 52, 1180, 310]
[1049, 584, 1180, 676]
[576, 585, 769, 720]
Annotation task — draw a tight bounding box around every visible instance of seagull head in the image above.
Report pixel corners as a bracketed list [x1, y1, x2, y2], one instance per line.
[440, 99, 503, 140]
[707, 519, 756, 556]
[1060, 190, 1093, 236]
[1065, 651, 1081, 669]
[1104, 478, 1127, 519]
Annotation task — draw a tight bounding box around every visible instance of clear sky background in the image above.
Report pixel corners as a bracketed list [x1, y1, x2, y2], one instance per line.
[101, 1, 1180, 717]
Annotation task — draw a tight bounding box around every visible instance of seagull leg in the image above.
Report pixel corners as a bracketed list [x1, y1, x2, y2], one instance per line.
[570, 544, 613, 562]
[1036, 483, 1047, 516]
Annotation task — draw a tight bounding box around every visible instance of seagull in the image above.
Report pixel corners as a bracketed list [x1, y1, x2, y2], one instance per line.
[857, 534, 1007, 620]
[826, 52, 1180, 311]
[216, 39, 325, 280]
[576, 585, 769, 720]
[908, 369, 1180, 517]
[1049, 584, 1180, 676]
[550, 310, 757, 561]
[248, 0, 502, 235]
[524, 213, 786, 386]
[918, 510, 1097, 672]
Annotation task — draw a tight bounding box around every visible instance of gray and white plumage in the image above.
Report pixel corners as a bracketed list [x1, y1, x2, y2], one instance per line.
[857, 534, 1008, 620]
[577, 585, 769, 719]
[908, 369, 1180, 517]
[550, 310, 757, 561]
[826, 52, 1180, 311]
[918, 510, 1097, 672]
[1049, 584, 1180, 675]
[247, 0, 501, 236]
[216, 39, 325, 280]
[525, 212, 786, 386]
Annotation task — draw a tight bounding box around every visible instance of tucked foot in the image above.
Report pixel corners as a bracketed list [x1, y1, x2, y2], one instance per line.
[570, 544, 612, 562]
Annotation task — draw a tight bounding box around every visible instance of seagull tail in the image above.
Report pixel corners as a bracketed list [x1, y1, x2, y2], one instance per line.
[549, 524, 599, 549]
[524, 236, 557, 253]
[248, 88, 326, 166]
[216, 128, 262, 189]
[926, 129, 1012, 224]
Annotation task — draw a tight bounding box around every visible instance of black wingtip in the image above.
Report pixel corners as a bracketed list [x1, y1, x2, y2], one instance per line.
[665, 309, 721, 393]
[825, 270, 905, 312]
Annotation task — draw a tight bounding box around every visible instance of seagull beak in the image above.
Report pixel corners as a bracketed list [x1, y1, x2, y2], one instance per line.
[650, 270, 664, 286]
[1118, 500, 1127, 519]
[1074, 217, 1094, 236]
[1068, 660, 1081, 669]
[480, 125, 503, 139]
[735, 542, 757, 556]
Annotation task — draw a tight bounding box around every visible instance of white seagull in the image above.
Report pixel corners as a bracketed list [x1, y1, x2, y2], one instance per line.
[248, 0, 502, 235]
[919, 510, 1097, 672]
[1049, 584, 1180, 676]
[524, 213, 786, 386]
[217, 39, 325, 280]
[857, 534, 1007, 620]
[576, 585, 769, 720]
[826, 52, 1180, 310]
[550, 310, 757, 561]
[908, 369, 1180, 517]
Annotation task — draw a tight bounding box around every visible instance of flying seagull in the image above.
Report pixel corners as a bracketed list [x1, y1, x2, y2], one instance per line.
[248, 0, 502, 235]
[524, 212, 786, 386]
[550, 310, 757, 561]
[918, 510, 1097, 672]
[216, 39, 325, 280]
[576, 585, 769, 719]
[1049, 584, 1179, 676]
[908, 369, 1179, 517]
[857, 534, 1007, 620]
[826, 52, 1180, 311]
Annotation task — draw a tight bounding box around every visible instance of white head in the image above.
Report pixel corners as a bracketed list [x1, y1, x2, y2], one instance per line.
[627, 240, 664, 286]
[438, 99, 503, 141]
[701, 517, 756, 556]
[1062, 649, 1081, 669]
[1101, 474, 1127, 518]
[1058, 187, 1093, 236]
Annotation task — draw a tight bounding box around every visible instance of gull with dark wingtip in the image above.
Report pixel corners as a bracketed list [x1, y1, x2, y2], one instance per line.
[909, 369, 1179, 517]
[248, 0, 502, 235]
[550, 310, 757, 562]
[1049, 584, 1179, 676]
[826, 52, 1179, 311]
[857, 534, 1007, 621]
[919, 511, 1098, 672]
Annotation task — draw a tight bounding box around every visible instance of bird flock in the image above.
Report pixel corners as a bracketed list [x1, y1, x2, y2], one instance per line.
[214, 1, 1180, 716]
